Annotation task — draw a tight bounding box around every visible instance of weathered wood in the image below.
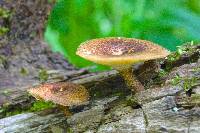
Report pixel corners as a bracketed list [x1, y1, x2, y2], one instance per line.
[1, 59, 200, 133]
[0, 96, 120, 133]
[0, 112, 68, 133]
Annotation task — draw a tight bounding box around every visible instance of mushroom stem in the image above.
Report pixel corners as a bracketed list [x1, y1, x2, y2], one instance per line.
[58, 105, 72, 117]
[117, 67, 144, 93]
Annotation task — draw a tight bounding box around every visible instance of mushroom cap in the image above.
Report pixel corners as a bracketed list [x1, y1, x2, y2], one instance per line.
[76, 37, 170, 67]
[28, 82, 89, 107]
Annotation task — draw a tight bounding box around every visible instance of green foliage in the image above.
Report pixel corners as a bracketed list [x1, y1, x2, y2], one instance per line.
[0, 8, 10, 18]
[0, 8, 10, 36]
[192, 67, 200, 72]
[0, 27, 9, 36]
[182, 77, 198, 91]
[67, 128, 74, 133]
[0, 55, 6, 65]
[170, 75, 198, 92]
[5, 110, 23, 117]
[30, 101, 55, 112]
[158, 69, 169, 78]
[170, 74, 182, 86]
[45, 0, 200, 71]
[166, 41, 198, 66]
[20, 67, 28, 76]
[38, 68, 49, 82]
[0, 101, 55, 118]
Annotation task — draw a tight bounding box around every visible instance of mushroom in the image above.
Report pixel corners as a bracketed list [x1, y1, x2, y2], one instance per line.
[76, 37, 170, 93]
[28, 82, 89, 116]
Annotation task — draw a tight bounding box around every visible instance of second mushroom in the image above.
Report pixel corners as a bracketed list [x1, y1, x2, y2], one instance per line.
[28, 82, 89, 116]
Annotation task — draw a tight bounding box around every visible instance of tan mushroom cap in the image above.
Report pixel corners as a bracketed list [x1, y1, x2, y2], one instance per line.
[28, 82, 89, 107]
[76, 37, 170, 66]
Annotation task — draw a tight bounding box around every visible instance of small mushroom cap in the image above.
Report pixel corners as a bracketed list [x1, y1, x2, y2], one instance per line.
[28, 82, 89, 107]
[76, 37, 170, 66]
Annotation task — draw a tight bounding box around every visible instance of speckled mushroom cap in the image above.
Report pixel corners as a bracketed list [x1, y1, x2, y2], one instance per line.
[76, 37, 170, 66]
[28, 82, 89, 106]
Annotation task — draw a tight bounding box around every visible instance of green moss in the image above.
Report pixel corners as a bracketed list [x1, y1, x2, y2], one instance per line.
[166, 41, 198, 70]
[167, 52, 181, 63]
[0, 8, 10, 18]
[2, 90, 12, 96]
[0, 100, 55, 118]
[192, 67, 200, 72]
[170, 75, 199, 92]
[0, 108, 4, 113]
[170, 74, 182, 86]
[0, 8, 11, 36]
[126, 96, 139, 107]
[0, 102, 26, 117]
[152, 69, 170, 86]
[166, 42, 194, 62]
[2, 102, 10, 108]
[6, 110, 24, 117]
[182, 77, 198, 92]
[29, 101, 55, 112]
[0, 27, 9, 36]
[67, 128, 74, 133]
[20, 67, 28, 76]
[158, 69, 169, 78]
[48, 0, 56, 3]
[0, 55, 6, 65]
[166, 44, 187, 63]
[38, 68, 49, 82]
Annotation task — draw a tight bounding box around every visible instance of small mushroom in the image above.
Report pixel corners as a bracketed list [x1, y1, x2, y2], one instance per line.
[76, 37, 170, 93]
[28, 82, 89, 116]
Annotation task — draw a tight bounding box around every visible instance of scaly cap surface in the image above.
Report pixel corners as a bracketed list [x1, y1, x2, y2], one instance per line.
[76, 37, 170, 66]
[28, 82, 89, 106]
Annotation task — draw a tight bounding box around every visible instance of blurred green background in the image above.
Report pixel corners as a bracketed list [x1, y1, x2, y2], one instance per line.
[45, 0, 200, 71]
